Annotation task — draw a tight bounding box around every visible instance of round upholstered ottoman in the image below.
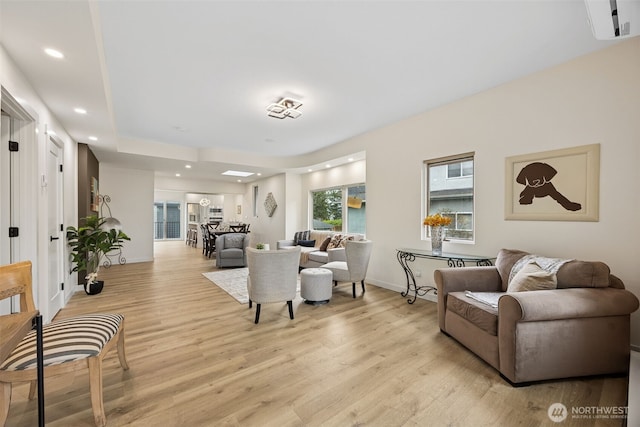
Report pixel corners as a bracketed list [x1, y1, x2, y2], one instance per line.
[300, 268, 333, 305]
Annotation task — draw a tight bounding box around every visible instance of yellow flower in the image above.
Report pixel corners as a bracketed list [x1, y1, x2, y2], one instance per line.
[423, 213, 452, 227]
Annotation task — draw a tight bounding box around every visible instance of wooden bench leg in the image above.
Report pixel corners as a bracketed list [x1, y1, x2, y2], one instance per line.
[26, 380, 37, 400]
[0, 382, 11, 426]
[88, 357, 106, 427]
[116, 326, 130, 371]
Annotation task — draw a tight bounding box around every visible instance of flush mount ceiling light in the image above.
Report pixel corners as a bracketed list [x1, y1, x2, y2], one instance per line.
[199, 198, 211, 207]
[266, 97, 303, 119]
[222, 170, 254, 177]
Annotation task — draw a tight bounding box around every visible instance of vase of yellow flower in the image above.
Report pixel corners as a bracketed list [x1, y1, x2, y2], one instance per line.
[423, 213, 452, 256]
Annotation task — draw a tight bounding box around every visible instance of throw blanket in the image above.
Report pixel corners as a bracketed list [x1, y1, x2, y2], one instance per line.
[465, 291, 503, 308]
[508, 254, 573, 284]
[298, 247, 317, 265]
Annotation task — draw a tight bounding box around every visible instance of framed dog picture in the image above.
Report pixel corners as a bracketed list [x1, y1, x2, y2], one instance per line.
[505, 144, 600, 221]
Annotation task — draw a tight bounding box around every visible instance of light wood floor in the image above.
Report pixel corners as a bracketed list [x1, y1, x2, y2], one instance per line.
[5, 241, 629, 426]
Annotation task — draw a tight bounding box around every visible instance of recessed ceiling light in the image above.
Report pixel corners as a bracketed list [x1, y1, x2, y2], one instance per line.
[74, 108, 87, 114]
[175, 173, 181, 177]
[348, 158, 354, 162]
[325, 164, 331, 168]
[222, 170, 254, 177]
[237, 179, 242, 183]
[257, 173, 262, 176]
[44, 48, 64, 59]
[185, 164, 192, 169]
[88, 136, 98, 141]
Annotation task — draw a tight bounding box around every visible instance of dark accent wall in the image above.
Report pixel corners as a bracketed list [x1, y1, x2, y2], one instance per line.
[78, 143, 99, 221]
[76, 143, 99, 286]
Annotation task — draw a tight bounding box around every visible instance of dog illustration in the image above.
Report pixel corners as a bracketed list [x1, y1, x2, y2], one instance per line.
[516, 162, 582, 211]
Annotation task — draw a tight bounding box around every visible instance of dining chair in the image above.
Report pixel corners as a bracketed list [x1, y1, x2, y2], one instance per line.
[0, 261, 129, 427]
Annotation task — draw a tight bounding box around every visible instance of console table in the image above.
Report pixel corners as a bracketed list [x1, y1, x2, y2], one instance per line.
[396, 248, 494, 304]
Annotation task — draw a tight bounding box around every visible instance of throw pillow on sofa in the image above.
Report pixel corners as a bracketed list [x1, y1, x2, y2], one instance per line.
[298, 240, 316, 247]
[507, 261, 557, 292]
[293, 230, 311, 245]
[327, 234, 354, 249]
[319, 236, 331, 251]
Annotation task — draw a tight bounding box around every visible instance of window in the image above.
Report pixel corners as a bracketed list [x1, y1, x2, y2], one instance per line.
[425, 153, 474, 241]
[154, 201, 181, 240]
[447, 160, 473, 178]
[346, 185, 366, 234]
[311, 184, 366, 234]
[252, 185, 259, 217]
[312, 188, 343, 231]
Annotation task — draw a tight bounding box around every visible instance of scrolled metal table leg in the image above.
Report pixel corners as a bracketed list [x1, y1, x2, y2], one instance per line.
[397, 251, 419, 304]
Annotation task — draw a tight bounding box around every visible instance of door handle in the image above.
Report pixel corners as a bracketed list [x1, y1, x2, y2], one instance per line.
[50, 236, 59, 241]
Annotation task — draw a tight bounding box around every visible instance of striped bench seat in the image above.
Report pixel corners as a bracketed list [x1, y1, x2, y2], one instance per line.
[1, 261, 129, 427]
[0, 313, 124, 371]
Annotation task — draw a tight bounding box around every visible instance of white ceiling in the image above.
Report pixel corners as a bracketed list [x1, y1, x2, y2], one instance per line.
[0, 1, 618, 183]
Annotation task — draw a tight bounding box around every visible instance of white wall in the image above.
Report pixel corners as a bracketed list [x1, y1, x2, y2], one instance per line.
[352, 38, 640, 346]
[100, 164, 154, 264]
[243, 174, 286, 249]
[1, 45, 78, 320]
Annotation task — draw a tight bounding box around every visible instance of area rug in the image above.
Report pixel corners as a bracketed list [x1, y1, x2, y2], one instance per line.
[202, 268, 301, 304]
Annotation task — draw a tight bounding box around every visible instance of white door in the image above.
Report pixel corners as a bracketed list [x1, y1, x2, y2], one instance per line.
[47, 137, 64, 318]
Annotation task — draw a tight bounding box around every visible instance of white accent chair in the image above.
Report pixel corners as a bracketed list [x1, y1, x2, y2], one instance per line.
[246, 247, 301, 324]
[322, 240, 373, 298]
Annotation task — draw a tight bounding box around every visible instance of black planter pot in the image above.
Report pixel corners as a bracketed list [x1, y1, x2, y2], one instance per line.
[84, 280, 104, 295]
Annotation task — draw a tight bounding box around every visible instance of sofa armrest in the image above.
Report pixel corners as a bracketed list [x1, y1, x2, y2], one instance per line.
[434, 267, 501, 331]
[499, 287, 640, 322]
[327, 247, 346, 262]
[434, 267, 501, 295]
[277, 240, 294, 250]
[498, 287, 639, 383]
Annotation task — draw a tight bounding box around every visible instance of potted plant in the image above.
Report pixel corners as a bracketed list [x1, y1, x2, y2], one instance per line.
[66, 215, 130, 295]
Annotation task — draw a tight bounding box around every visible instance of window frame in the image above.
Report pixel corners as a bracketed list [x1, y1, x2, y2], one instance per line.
[424, 152, 475, 243]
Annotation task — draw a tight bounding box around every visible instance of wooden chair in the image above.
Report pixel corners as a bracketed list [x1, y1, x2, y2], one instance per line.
[0, 261, 129, 427]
